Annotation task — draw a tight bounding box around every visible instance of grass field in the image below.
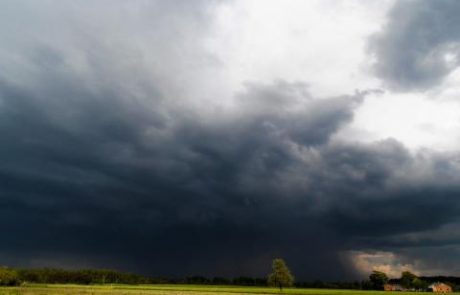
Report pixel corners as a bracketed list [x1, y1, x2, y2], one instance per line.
[0, 284, 457, 295]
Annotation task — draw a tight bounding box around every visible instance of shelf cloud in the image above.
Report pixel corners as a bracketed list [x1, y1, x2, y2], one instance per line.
[2, 0, 460, 280]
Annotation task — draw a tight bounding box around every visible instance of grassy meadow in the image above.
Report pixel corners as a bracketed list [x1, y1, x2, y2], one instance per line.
[0, 284, 455, 295]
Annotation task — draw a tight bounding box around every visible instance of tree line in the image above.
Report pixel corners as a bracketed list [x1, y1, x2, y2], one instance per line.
[1, 262, 460, 291]
[0, 259, 294, 288]
[0, 267, 278, 286]
[0, 266, 381, 289]
[0, 267, 149, 286]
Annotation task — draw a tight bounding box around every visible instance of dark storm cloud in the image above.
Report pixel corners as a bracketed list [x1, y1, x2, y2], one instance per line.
[369, 0, 460, 91]
[2, 0, 460, 281]
[0, 65, 365, 279]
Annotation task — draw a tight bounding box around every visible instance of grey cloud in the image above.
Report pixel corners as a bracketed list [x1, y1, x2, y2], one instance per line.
[0, 55, 365, 279]
[2, 0, 460, 281]
[0, 34, 364, 278]
[369, 0, 460, 91]
[3, 60, 460, 279]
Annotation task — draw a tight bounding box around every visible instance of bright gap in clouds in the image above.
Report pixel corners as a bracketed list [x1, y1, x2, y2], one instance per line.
[207, 0, 389, 98]
[335, 92, 460, 151]
[206, 0, 460, 152]
[348, 251, 415, 278]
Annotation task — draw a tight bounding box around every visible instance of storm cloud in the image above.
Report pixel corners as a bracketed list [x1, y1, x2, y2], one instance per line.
[369, 0, 460, 91]
[1, 0, 460, 281]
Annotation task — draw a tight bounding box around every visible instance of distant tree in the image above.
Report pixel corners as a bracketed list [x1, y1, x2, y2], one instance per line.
[312, 280, 325, 288]
[268, 258, 294, 291]
[185, 276, 210, 284]
[361, 279, 374, 290]
[401, 271, 417, 289]
[0, 267, 19, 286]
[369, 271, 389, 290]
[411, 277, 428, 290]
[254, 277, 268, 286]
[233, 276, 256, 286]
[212, 277, 230, 285]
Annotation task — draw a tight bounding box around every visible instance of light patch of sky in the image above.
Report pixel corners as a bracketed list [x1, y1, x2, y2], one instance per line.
[334, 91, 460, 151]
[347, 247, 460, 278]
[206, 0, 392, 99]
[347, 250, 418, 278]
[4, 1, 458, 152]
[334, 49, 460, 151]
[204, 0, 460, 152]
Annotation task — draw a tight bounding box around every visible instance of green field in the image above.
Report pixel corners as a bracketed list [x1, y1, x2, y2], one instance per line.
[0, 284, 455, 295]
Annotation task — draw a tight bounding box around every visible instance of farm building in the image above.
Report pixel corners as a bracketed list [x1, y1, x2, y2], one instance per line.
[428, 283, 452, 293]
[383, 284, 405, 291]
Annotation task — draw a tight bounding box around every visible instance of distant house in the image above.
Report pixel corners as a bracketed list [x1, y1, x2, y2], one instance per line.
[428, 283, 452, 293]
[384, 284, 405, 291]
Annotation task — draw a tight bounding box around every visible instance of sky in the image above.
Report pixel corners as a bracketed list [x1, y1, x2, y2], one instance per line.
[2, 0, 460, 281]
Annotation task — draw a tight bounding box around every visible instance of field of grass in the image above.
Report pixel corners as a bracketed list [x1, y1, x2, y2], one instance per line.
[0, 284, 456, 295]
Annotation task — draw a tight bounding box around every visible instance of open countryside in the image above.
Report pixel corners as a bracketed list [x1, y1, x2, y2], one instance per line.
[0, 264, 458, 294]
[3, 1, 460, 294]
[1, 285, 459, 295]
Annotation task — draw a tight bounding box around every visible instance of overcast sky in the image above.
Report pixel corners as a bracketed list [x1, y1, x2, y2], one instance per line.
[2, 0, 460, 280]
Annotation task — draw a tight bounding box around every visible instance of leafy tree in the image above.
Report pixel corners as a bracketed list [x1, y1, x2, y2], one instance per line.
[400, 271, 417, 288]
[233, 276, 257, 286]
[268, 258, 294, 291]
[0, 267, 19, 286]
[411, 277, 428, 290]
[212, 277, 231, 285]
[369, 271, 389, 290]
[185, 276, 210, 284]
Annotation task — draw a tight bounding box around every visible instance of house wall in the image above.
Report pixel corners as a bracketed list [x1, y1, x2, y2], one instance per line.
[431, 284, 452, 293]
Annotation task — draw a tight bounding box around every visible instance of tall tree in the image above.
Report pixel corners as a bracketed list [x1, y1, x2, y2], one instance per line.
[411, 277, 427, 290]
[369, 270, 389, 290]
[268, 258, 294, 291]
[400, 271, 417, 289]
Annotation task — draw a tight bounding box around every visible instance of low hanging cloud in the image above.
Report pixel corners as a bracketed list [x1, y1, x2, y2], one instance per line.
[0, 63, 365, 278]
[3, 57, 460, 279]
[369, 0, 460, 91]
[2, 0, 460, 281]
